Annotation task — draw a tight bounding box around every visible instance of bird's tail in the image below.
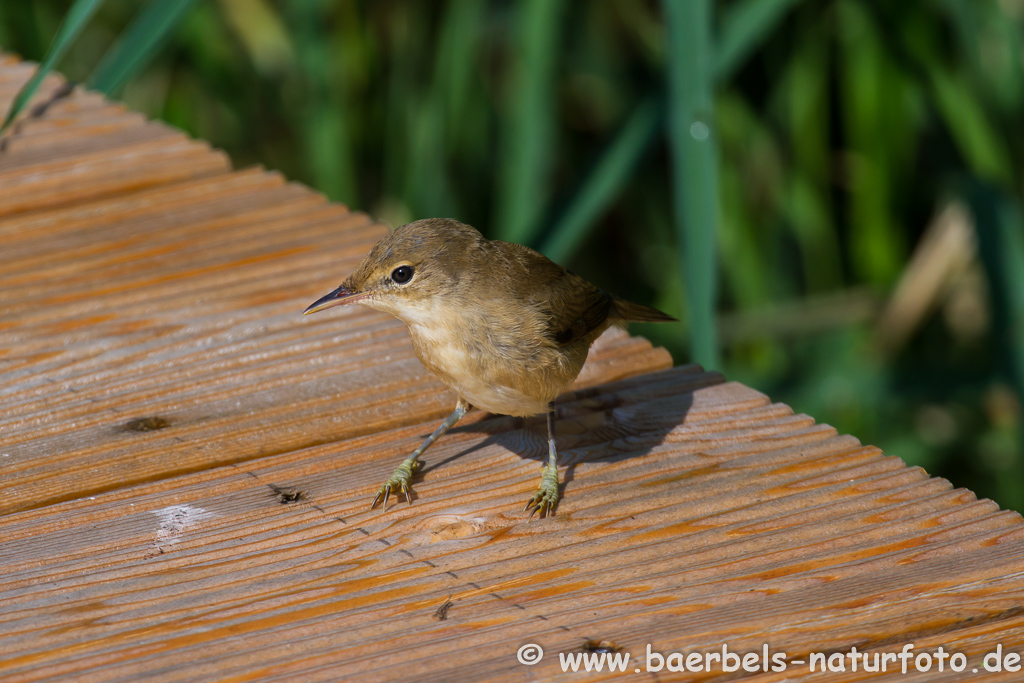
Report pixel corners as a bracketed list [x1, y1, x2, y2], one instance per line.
[611, 298, 677, 323]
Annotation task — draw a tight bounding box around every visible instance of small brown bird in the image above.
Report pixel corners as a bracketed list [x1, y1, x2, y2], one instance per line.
[305, 218, 674, 517]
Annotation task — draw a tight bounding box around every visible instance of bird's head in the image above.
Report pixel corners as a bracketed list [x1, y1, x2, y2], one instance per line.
[303, 218, 485, 322]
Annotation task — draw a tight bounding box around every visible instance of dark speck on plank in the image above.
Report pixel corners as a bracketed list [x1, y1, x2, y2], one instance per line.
[433, 596, 454, 621]
[268, 484, 307, 504]
[123, 416, 171, 432]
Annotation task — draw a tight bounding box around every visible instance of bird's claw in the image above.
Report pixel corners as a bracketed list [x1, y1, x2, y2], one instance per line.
[524, 465, 560, 519]
[371, 459, 420, 511]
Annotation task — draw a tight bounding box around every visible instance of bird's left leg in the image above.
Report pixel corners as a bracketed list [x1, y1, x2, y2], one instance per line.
[525, 402, 560, 518]
[372, 398, 471, 510]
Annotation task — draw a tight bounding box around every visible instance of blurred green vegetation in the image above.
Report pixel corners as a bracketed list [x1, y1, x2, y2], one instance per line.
[3, 0, 1024, 511]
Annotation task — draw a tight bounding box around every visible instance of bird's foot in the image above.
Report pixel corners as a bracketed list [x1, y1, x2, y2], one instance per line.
[371, 458, 420, 511]
[524, 464, 560, 519]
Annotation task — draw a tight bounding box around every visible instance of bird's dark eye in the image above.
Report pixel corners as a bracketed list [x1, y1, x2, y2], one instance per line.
[391, 265, 414, 284]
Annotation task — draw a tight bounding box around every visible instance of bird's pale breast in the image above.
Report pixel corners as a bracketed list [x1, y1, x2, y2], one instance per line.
[378, 295, 585, 417]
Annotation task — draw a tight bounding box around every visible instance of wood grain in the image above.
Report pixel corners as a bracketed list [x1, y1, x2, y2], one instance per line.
[3, 55, 1024, 682]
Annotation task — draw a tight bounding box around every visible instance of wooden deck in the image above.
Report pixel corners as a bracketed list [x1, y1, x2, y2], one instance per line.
[4, 54, 1024, 681]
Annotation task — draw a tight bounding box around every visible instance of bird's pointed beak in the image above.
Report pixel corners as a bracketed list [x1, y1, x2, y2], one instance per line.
[303, 285, 368, 315]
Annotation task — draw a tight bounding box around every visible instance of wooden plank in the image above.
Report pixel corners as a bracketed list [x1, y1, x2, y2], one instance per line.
[3, 54, 1024, 682]
[0, 56, 230, 212]
[3, 380, 1023, 681]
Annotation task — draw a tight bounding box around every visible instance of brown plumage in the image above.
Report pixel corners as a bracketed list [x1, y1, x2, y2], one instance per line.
[305, 218, 674, 516]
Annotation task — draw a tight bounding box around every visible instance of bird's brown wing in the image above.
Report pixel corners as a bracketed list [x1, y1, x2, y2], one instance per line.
[532, 264, 610, 348]
[549, 288, 612, 345]
[494, 240, 615, 346]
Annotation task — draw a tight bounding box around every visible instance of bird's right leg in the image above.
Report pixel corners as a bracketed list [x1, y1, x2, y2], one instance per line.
[524, 402, 560, 519]
[371, 398, 471, 510]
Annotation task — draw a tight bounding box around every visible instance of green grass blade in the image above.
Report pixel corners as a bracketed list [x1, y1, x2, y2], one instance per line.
[966, 181, 1024, 406]
[715, 0, 805, 82]
[494, 0, 566, 243]
[664, 0, 719, 369]
[835, 1, 907, 286]
[539, 95, 662, 263]
[438, 0, 485, 124]
[406, 0, 483, 218]
[89, 0, 200, 97]
[928, 67, 1015, 186]
[218, 0, 294, 75]
[287, 0, 357, 206]
[937, 0, 1024, 112]
[0, 0, 105, 135]
[539, 0, 803, 284]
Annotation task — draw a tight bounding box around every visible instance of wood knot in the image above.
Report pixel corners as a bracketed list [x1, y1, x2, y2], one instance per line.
[418, 515, 485, 541]
[407, 513, 514, 543]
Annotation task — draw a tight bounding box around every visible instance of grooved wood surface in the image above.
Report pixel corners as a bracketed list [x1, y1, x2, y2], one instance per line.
[3, 55, 1024, 682]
